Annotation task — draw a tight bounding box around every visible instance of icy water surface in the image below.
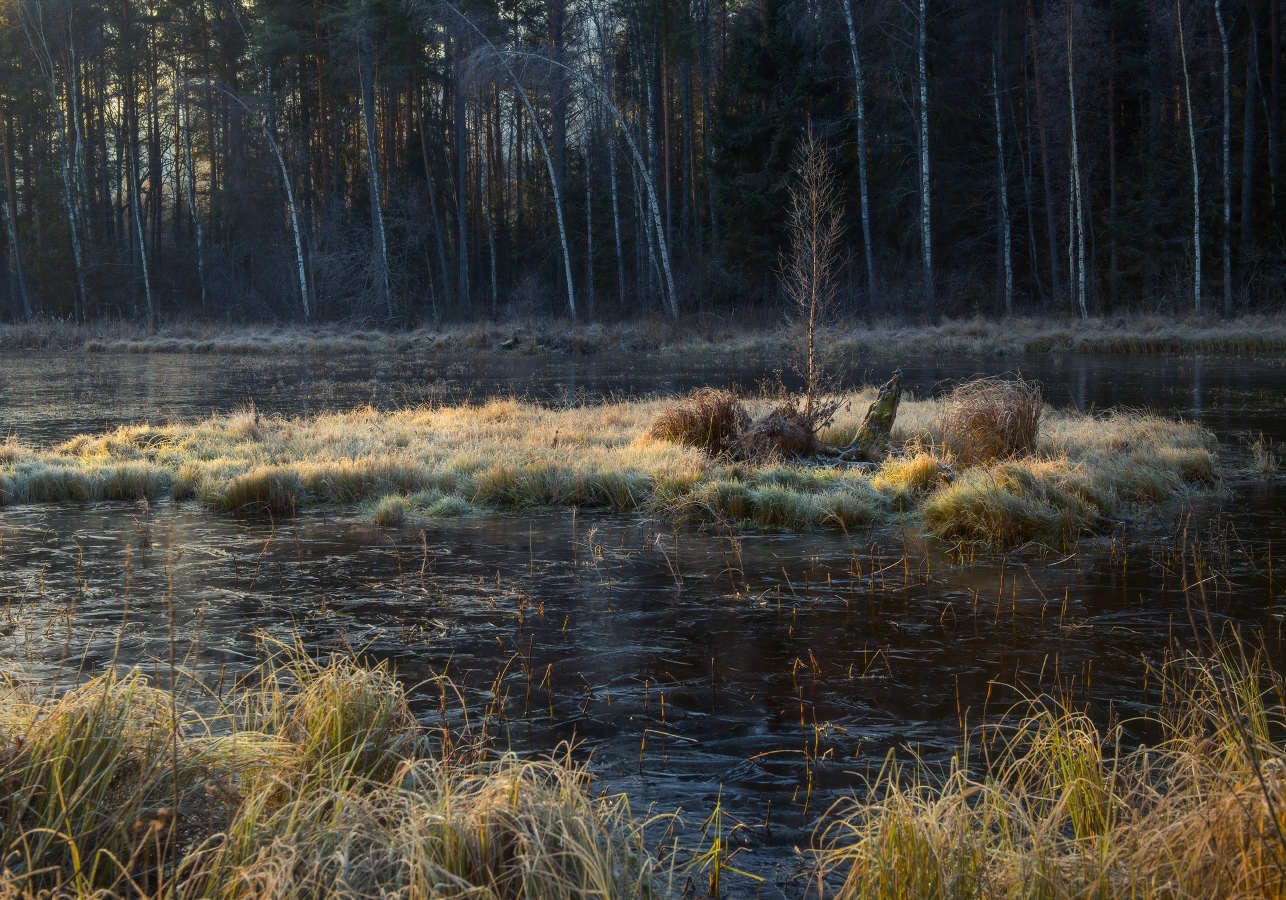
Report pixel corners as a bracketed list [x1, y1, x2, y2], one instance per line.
[0, 349, 1284, 894]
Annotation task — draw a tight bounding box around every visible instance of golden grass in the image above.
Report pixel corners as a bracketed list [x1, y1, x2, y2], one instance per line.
[0, 649, 665, 900]
[644, 388, 749, 456]
[0, 391, 1219, 544]
[813, 647, 1286, 900]
[940, 377, 1042, 465]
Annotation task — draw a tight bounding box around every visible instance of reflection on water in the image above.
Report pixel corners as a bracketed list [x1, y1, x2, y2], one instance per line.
[3, 349, 1285, 445]
[0, 349, 1285, 890]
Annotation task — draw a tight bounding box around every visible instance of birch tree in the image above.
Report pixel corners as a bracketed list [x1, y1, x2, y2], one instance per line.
[841, 0, 875, 302]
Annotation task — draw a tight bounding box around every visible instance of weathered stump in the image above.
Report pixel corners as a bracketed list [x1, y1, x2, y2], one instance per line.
[839, 369, 902, 463]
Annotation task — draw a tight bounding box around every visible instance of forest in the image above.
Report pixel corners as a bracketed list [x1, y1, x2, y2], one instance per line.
[0, 0, 1280, 326]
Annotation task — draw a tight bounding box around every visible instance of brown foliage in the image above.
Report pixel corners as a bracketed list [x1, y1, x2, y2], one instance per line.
[940, 377, 1042, 466]
[737, 403, 819, 459]
[644, 389, 750, 456]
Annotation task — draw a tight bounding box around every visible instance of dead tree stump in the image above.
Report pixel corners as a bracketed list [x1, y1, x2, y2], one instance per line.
[839, 369, 902, 463]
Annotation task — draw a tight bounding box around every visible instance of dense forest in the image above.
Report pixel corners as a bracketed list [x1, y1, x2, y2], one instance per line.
[0, 0, 1281, 325]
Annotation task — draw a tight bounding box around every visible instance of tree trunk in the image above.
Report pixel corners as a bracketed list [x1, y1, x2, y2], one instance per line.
[481, 103, 498, 316]
[1216, 0, 1232, 313]
[1109, 25, 1119, 306]
[416, 74, 453, 309]
[1243, 0, 1259, 256]
[359, 18, 392, 316]
[918, 0, 932, 306]
[2, 114, 30, 322]
[993, 57, 1012, 315]
[1177, 0, 1202, 310]
[1028, 0, 1061, 301]
[1067, 2, 1086, 319]
[452, 38, 469, 306]
[1273, 0, 1281, 204]
[182, 99, 206, 309]
[842, 0, 876, 302]
[609, 113, 626, 306]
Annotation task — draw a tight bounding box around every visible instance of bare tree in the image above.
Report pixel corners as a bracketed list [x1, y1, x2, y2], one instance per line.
[784, 128, 843, 420]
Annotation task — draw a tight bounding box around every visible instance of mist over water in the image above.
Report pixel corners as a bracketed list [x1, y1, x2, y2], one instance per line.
[1, 349, 1284, 890]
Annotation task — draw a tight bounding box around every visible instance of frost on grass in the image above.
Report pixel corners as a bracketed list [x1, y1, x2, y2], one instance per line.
[0, 387, 1219, 546]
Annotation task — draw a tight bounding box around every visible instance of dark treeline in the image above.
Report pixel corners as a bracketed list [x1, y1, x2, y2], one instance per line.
[0, 0, 1281, 325]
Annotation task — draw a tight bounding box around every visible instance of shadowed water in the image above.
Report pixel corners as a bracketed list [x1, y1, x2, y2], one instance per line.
[0, 349, 1284, 895]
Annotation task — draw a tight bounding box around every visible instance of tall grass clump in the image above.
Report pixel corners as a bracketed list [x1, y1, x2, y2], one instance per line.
[645, 388, 750, 456]
[814, 647, 1286, 900]
[0, 650, 665, 900]
[941, 377, 1042, 466]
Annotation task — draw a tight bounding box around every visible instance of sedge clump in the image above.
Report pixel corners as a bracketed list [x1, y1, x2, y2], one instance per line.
[940, 377, 1042, 466]
[645, 388, 750, 457]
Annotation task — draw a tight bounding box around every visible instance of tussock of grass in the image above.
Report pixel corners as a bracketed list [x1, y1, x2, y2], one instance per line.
[814, 648, 1286, 900]
[940, 376, 1041, 465]
[0, 393, 1218, 543]
[645, 388, 749, 456]
[0, 651, 663, 900]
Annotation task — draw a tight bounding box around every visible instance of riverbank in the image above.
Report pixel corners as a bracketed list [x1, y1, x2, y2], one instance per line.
[0, 389, 1220, 546]
[2, 639, 1283, 900]
[3, 313, 1286, 358]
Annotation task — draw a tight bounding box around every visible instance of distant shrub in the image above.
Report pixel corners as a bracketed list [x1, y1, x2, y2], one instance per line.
[941, 377, 1042, 466]
[645, 389, 750, 456]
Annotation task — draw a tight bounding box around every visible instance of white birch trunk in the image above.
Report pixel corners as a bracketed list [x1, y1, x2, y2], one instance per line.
[918, 0, 932, 304]
[993, 57, 1012, 315]
[1216, 0, 1232, 313]
[201, 82, 310, 318]
[129, 152, 154, 329]
[1177, 0, 1201, 310]
[359, 31, 392, 315]
[20, 7, 87, 321]
[842, 0, 876, 302]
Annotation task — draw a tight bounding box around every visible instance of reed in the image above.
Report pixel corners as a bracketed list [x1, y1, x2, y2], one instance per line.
[813, 647, 1286, 900]
[0, 650, 665, 900]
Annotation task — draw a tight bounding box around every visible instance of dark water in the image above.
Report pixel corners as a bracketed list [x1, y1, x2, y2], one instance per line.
[0, 349, 1284, 895]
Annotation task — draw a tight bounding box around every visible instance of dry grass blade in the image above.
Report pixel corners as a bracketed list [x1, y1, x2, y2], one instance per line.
[0, 648, 665, 900]
[812, 646, 1286, 900]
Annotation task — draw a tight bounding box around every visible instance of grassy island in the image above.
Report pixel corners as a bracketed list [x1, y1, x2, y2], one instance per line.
[0, 385, 1219, 547]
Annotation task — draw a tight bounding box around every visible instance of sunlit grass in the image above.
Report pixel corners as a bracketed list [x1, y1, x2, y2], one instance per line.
[0, 648, 665, 900]
[0, 392, 1219, 545]
[813, 647, 1286, 900]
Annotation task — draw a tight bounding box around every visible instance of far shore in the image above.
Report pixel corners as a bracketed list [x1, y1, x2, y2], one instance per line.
[3, 312, 1286, 359]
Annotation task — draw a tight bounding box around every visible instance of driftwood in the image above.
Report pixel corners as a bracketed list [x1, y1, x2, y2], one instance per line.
[837, 369, 902, 463]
